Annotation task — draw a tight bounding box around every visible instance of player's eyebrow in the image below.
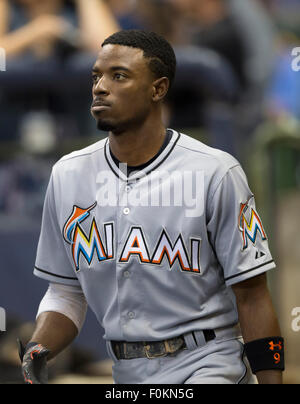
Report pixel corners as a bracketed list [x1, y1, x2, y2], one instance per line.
[92, 66, 101, 74]
[110, 66, 131, 73]
[92, 65, 132, 74]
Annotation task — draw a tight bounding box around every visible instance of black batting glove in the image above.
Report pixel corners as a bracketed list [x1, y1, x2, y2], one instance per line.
[17, 339, 50, 384]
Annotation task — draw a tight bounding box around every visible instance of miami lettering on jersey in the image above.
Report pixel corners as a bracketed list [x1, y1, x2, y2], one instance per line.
[238, 199, 267, 251]
[63, 202, 201, 274]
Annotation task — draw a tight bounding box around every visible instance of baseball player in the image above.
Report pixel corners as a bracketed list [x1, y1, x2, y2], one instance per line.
[19, 30, 284, 384]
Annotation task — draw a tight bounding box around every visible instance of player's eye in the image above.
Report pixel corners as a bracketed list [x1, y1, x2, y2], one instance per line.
[92, 74, 99, 84]
[92, 72, 104, 84]
[113, 73, 126, 81]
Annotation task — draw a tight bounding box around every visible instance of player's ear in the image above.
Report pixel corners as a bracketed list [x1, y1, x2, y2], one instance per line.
[152, 77, 169, 102]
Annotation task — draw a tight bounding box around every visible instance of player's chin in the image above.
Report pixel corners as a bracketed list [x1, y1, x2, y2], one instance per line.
[96, 118, 117, 133]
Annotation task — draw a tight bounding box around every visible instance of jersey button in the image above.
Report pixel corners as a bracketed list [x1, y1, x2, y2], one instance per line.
[128, 312, 135, 319]
[123, 207, 130, 215]
[125, 185, 131, 192]
[124, 271, 131, 278]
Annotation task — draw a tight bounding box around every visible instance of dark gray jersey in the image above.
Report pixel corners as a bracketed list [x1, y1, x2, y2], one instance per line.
[34, 130, 275, 341]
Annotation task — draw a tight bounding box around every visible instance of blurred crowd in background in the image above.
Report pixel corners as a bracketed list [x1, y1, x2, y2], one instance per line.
[0, 0, 299, 222]
[0, 0, 300, 384]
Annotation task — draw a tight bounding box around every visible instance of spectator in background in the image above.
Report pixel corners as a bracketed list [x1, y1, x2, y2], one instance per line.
[166, 0, 275, 100]
[0, 0, 120, 140]
[173, 0, 246, 87]
[160, 0, 276, 158]
[0, 0, 119, 61]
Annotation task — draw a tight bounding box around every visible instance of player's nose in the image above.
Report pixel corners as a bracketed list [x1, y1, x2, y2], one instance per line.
[93, 76, 110, 96]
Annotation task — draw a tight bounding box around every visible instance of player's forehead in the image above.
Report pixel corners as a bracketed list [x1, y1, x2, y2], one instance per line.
[92, 44, 148, 74]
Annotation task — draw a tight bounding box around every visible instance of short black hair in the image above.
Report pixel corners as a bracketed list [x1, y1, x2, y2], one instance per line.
[102, 29, 177, 88]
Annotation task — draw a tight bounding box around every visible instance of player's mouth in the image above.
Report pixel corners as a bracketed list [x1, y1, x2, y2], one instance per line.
[91, 100, 111, 113]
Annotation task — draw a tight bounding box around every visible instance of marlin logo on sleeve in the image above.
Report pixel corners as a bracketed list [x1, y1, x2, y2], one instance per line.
[238, 199, 267, 251]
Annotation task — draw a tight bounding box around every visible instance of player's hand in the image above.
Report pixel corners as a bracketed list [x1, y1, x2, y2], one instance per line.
[18, 339, 50, 385]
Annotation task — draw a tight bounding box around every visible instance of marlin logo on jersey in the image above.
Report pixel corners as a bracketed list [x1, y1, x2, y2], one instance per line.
[63, 203, 201, 274]
[238, 199, 267, 251]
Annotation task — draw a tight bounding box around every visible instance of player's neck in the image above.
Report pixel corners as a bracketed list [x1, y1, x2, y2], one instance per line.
[108, 120, 167, 167]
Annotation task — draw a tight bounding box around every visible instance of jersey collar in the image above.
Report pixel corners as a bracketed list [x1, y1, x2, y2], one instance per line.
[104, 129, 181, 182]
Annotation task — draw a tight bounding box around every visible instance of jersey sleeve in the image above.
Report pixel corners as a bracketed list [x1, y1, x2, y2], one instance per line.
[34, 170, 80, 286]
[207, 165, 276, 286]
